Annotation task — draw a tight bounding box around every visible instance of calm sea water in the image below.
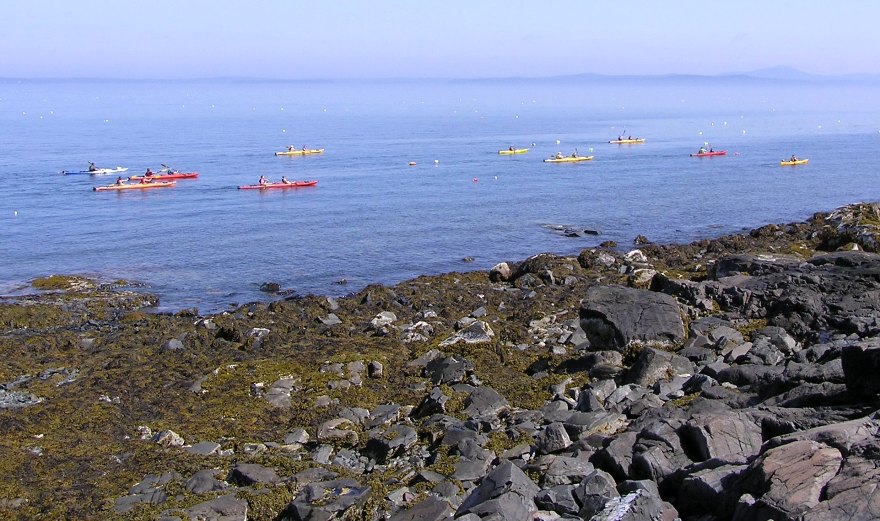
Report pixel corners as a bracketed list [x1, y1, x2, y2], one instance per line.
[1, 78, 878, 311]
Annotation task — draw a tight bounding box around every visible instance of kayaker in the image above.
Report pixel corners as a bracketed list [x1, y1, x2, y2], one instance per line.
[698, 147, 707, 154]
[790, 154, 798, 162]
[145, 168, 154, 177]
[140, 175, 153, 184]
[555, 152, 563, 159]
[709, 147, 715, 153]
[302, 145, 307, 151]
[509, 146, 514, 151]
[281, 176, 292, 184]
[287, 145, 295, 151]
[259, 175, 269, 186]
[88, 162, 97, 172]
[115, 176, 124, 185]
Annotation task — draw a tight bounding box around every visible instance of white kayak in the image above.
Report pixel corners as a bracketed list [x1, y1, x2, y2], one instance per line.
[62, 167, 129, 176]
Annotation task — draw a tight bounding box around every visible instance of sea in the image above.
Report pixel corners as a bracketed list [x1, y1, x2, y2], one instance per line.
[1, 77, 878, 312]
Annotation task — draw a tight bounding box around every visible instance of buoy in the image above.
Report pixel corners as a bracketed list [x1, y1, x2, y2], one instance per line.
[473, 177, 478, 182]
[434, 160, 439, 164]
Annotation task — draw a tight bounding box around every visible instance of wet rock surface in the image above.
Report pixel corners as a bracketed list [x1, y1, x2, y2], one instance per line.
[1, 202, 879, 519]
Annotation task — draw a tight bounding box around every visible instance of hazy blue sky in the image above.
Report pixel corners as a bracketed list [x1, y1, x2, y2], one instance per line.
[2, 1, 878, 79]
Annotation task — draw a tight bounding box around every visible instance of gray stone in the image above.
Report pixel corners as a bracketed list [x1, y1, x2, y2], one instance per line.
[185, 441, 221, 456]
[183, 494, 248, 520]
[536, 422, 572, 454]
[456, 460, 540, 518]
[464, 387, 509, 419]
[185, 469, 229, 494]
[161, 338, 184, 351]
[535, 485, 580, 516]
[227, 463, 280, 486]
[426, 356, 474, 385]
[265, 376, 298, 408]
[573, 468, 619, 519]
[678, 464, 747, 516]
[152, 429, 185, 448]
[284, 428, 310, 445]
[683, 412, 763, 462]
[389, 495, 452, 521]
[542, 455, 596, 487]
[579, 285, 685, 351]
[803, 456, 880, 521]
[319, 313, 342, 326]
[440, 320, 495, 346]
[624, 347, 694, 387]
[283, 477, 370, 520]
[0, 389, 43, 409]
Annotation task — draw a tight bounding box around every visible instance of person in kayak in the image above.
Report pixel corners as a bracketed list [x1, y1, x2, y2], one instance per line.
[115, 176, 124, 185]
[555, 152, 563, 159]
[508, 146, 514, 151]
[287, 145, 295, 151]
[280, 176, 292, 184]
[698, 146, 707, 154]
[790, 154, 799, 162]
[88, 162, 97, 172]
[259, 175, 269, 186]
[144, 168, 154, 177]
[140, 175, 153, 184]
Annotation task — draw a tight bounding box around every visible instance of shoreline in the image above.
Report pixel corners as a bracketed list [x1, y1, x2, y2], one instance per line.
[1, 201, 878, 519]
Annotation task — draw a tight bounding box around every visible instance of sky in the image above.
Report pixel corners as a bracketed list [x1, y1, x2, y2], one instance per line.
[2, 1, 879, 79]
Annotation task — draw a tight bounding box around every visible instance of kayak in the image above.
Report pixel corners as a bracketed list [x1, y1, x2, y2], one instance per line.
[498, 148, 529, 155]
[93, 181, 176, 191]
[544, 156, 595, 163]
[62, 167, 128, 176]
[129, 172, 199, 181]
[780, 159, 809, 166]
[609, 138, 645, 144]
[238, 180, 318, 190]
[690, 150, 727, 157]
[274, 149, 324, 156]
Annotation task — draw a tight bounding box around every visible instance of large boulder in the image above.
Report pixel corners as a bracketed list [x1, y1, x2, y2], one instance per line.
[580, 286, 685, 351]
[841, 339, 880, 397]
[740, 440, 843, 520]
[456, 460, 540, 519]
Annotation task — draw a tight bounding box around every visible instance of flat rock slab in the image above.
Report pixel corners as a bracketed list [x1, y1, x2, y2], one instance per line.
[580, 285, 685, 351]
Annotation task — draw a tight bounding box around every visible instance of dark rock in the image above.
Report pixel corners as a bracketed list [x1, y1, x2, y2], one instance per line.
[682, 412, 763, 462]
[842, 339, 880, 397]
[573, 468, 619, 519]
[634, 235, 651, 245]
[624, 347, 694, 388]
[413, 387, 450, 418]
[389, 495, 453, 521]
[185, 441, 221, 456]
[580, 285, 685, 351]
[439, 320, 494, 346]
[540, 455, 596, 487]
[456, 460, 540, 519]
[536, 422, 572, 455]
[803, 456, 880, 521]
[161, 338, 184, 351]
[259, 282, 281, 293]
[282, 478, 370, 521]
[464, 387, 509, 419]
[182, 494, 248, 521]
[593, 431, 638, 481]
[535, 484, 580, 516]
[425, 356, 474, 385]
[185, 469, 228, 494]
[227, 463, 280, 486]
[677, 463, 747, 517]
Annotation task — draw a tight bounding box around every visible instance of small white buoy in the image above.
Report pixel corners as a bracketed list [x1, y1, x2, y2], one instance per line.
[494, 176, 497, 180]
[14, 211, 17, 217]
[556, 139, 560, 144]
[282, 129, 286, 133]
[698, 131, 703, 135]
[434, 159, 439, 164]
[742, 130, 747, 134]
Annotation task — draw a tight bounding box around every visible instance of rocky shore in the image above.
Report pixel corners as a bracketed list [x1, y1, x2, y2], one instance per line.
[1, 202, 879, 520]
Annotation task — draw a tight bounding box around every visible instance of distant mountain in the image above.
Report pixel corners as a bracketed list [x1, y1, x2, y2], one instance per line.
[738, 66, 826, 81]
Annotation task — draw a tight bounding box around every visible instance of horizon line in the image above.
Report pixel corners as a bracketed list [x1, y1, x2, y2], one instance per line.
[2, 68, 879, 83]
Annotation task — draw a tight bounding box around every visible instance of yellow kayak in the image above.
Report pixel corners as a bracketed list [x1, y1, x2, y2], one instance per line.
[780, 158, 809, 166]
[544, 155, 595, 163]
[274, 148, 324, 156]
[498, 148, 529, 155]
[609, 138, 646, 144]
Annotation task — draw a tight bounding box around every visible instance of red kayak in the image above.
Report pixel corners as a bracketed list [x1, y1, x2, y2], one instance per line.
[690, 150, 727, 157]
[129, 172, 199, 181]
[238, 180, 318, 190]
